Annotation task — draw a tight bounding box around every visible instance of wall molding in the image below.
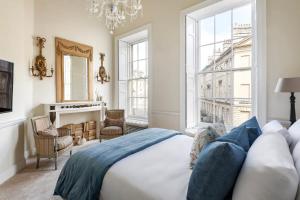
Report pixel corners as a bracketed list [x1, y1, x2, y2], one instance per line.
[0, 158, 26, 185]
[151, 111, 180, 116]
[0, 117, 26, 130]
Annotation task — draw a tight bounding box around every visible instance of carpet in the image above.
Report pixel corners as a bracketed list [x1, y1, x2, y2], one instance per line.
[0, 140, 99, 200]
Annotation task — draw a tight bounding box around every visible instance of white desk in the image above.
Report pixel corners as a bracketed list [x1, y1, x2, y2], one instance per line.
[44, 101, 106, 138]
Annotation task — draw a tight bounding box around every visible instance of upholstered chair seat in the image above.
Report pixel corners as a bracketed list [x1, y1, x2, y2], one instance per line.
[56, 136, 73, 150]
[100, 109, 126, 142]
[101, 126, 123, 135]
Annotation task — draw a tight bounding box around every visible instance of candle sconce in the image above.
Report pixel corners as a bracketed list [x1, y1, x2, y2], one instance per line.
[29, 37, 54, 80]
[96, 53, 110, 84]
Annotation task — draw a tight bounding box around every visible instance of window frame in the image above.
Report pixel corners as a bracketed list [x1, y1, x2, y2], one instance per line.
[127, 39, 149, 120]
[115, 25, 152, 123]
[180, 0, 267, 131]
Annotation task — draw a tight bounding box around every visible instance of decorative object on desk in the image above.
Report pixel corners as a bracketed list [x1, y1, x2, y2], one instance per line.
[275, 77, 300, 125]
[88, 0, 143, 34]
[29, 37, 54, 80]
[96, 53, 110, 84]
[49, 111, 56, 127]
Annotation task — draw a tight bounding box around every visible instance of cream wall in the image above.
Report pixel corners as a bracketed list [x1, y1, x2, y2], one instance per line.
[0, 0, 34, 184]
[0, 0, 113, 184]
[33, 0, 113, 115]
[267, 0, 300, 122]
[114, 0, 199, 130]
[113, 0, 300, 130]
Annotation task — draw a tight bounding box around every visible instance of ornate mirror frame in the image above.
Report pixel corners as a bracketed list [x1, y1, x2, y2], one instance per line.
[55, 37, 93, 102]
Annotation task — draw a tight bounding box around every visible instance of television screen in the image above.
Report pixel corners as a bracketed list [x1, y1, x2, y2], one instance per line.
[0, 59, 13, 114]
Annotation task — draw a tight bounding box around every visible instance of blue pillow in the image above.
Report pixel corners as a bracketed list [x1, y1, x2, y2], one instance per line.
[187, 141, 246, 200]
[216, 125, 250, 152]
[239, 116, 262, 145]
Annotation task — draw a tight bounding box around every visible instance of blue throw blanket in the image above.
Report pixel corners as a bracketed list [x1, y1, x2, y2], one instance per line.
[54, 128, 180, 200]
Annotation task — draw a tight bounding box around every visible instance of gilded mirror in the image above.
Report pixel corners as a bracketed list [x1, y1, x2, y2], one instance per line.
[55, 37, 93, 102]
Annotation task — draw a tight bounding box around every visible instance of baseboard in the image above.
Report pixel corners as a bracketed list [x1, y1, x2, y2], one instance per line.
[0, 159, 26, 185]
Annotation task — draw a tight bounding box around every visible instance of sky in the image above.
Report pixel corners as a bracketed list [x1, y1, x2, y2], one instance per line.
[198, 4, 252, 70]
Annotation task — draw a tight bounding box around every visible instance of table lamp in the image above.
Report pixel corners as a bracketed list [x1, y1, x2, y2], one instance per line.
[275, 77, 300, 125]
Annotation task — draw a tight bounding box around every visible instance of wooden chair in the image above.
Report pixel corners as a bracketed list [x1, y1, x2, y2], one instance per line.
[100, 109, 126, 142]
[31, 115, 73, 170]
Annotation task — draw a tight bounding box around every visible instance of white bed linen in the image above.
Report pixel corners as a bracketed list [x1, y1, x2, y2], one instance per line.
[100, 135, 193, 200]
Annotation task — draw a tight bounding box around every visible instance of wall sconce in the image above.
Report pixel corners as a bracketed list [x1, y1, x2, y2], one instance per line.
[29, 37, 54, 80]
[96, 53, 110, 84]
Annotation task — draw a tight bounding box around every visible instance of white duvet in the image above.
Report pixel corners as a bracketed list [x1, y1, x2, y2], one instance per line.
[100, 134, 193, 200]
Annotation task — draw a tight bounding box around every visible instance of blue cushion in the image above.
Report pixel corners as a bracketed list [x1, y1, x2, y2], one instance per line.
[187, 141, 246, 200]
[239, 116, 262, 145]
[216, 125, 250, 151]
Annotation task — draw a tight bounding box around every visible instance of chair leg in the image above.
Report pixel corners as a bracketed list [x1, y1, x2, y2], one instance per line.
[54, 153, 58, 170]
[36, 155, 40, 169]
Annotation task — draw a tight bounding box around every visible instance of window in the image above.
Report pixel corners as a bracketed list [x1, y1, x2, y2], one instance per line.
[186, 2, 253, 128]
[118, 31, 149, 121]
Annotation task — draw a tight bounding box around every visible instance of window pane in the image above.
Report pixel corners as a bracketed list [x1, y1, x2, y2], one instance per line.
[199, 44, 214, 71]
[129, 98, 147, 118]
[200, 16, 214, 46]
[198, 98, 214, 124]
[198, 73, 213, 99]
[215, 41, 232, 71]
[233, 4, 252, 38]
[214, 100, 231, 125]
[133, 44, 138, 61]
[132, 61, 138, 78]
[138, 60, 147, 77]
[216, 11, 231, 42]
[233, 70, 251, 99]
[232, 98, 251, 127]
[233, 37, 252, 69]
[128, 80, 137, 97]
[137, 79, 147, 97]
[214, 72, 231, 99]
[214, 101, 232, 127]
[138, 42, 147, 60]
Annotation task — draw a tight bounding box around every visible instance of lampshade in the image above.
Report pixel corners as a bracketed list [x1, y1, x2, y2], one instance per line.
[275, 77, 300, 93]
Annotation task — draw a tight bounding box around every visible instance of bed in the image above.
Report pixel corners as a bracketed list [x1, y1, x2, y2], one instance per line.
[54, 119, 300, 200]
[54, 128, 193, 200]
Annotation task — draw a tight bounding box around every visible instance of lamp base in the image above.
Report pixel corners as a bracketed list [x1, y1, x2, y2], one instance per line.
[290, 92, 296, 125]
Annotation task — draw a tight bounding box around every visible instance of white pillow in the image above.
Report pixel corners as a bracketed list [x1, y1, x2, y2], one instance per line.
[232, 132, 299, 200]
[189, 127, 219, 168]
[262, 120, 284, 133]
[289, 119, 300, 151]
[262, 120, 292, 146]
[293, 142, 300, 200]
[277, 128, 293, 146]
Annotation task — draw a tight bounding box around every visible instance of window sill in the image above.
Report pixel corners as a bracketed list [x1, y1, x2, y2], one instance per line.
[126, 118, 148, 128]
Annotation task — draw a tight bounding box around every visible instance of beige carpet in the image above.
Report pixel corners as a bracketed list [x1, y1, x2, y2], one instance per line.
[0, 140, 99, 200]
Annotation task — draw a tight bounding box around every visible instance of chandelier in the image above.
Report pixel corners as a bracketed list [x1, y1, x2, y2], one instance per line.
[88, 0, 143, 34]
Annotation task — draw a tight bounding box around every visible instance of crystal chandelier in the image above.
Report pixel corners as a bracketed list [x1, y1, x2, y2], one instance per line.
[88, 0, 143, 34]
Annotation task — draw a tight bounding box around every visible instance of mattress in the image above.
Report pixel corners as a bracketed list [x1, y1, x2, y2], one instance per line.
[100, 134, 193, 200]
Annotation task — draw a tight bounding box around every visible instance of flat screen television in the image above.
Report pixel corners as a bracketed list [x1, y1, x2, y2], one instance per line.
[0, 59, 13, 114]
